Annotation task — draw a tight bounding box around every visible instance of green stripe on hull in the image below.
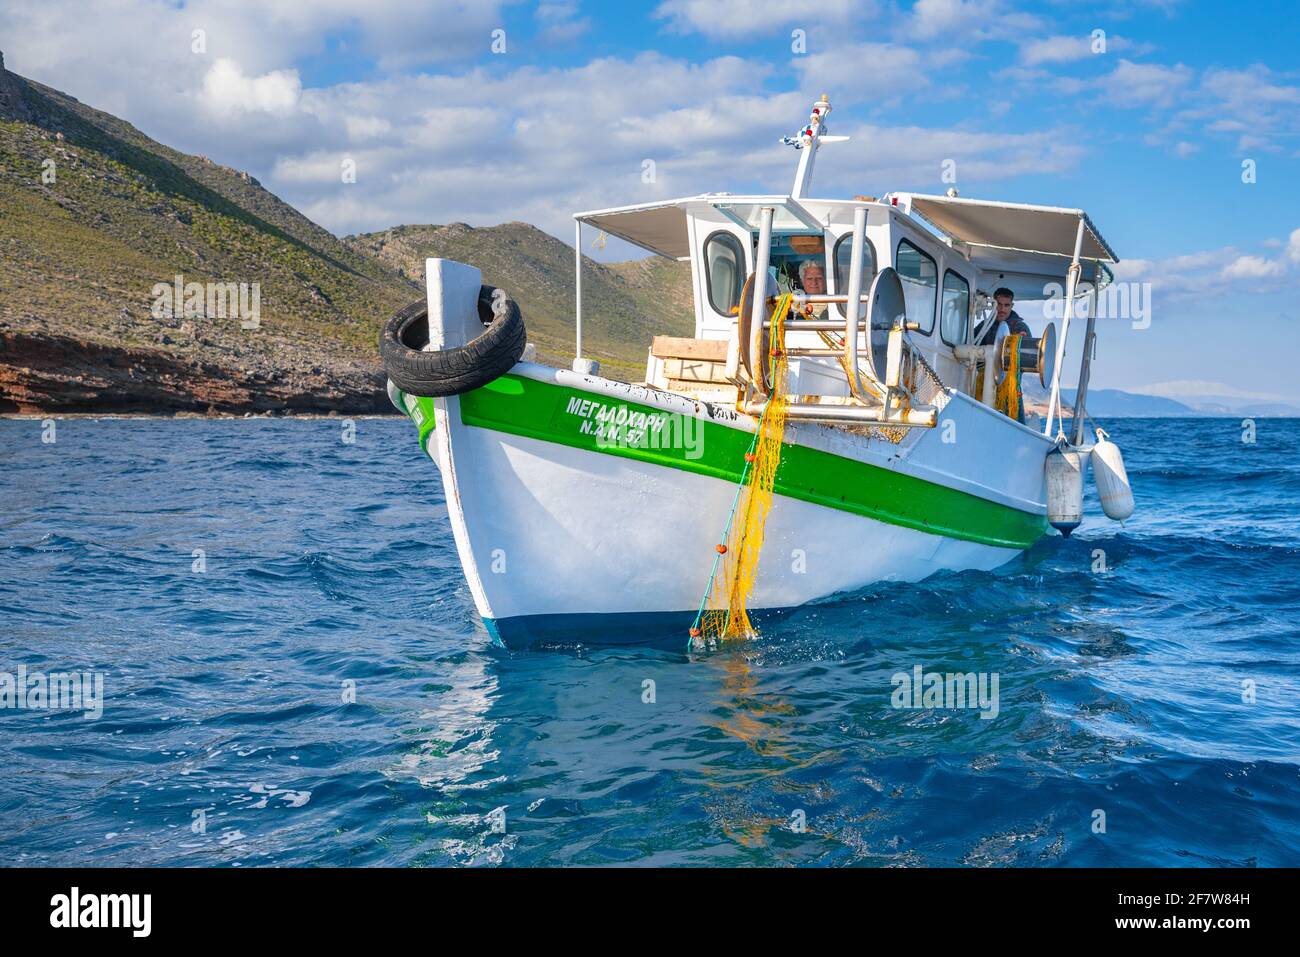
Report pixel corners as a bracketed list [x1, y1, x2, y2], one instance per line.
[392, 388, 438, 453]
[435, 374, 1046, 550]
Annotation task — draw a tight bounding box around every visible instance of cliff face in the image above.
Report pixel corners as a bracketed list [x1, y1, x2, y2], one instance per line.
[0, 331, 389, 414]
[0, 51, 33, 123]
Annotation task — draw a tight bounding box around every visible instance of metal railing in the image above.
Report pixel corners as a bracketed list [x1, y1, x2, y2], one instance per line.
[739, 209, 938, 430]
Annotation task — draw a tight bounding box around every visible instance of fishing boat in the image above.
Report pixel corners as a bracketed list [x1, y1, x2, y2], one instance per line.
[379, 95, 1135, 648]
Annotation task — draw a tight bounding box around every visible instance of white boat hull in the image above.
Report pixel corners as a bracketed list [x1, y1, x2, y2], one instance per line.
[394, 361, 1051, 646]
[389, 259, 1054, 647]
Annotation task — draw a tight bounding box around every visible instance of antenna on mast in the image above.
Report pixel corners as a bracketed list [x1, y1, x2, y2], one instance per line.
[782, 94, 849, 198]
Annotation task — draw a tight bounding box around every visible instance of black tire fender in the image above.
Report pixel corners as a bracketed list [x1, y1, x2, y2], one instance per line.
[379, 285, 526, 397]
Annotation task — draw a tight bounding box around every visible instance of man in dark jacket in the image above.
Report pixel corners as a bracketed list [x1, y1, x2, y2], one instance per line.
[978, 287, 1032, 345]
[978, 287, 1031, 423]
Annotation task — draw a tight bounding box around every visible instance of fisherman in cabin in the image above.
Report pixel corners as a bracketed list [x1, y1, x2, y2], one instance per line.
[978, 286, 1031, 424]
[797, 258, 827, 297]
[978, 286, 1031, 344]
[795, 258, 829, 319]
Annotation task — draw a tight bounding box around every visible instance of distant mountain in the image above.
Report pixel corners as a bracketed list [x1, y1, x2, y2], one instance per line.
[1022, 381, 1198, 418]
[1129, 391, 1300, 417]
[1054, 387, 1299, 418]
[1068, 388, 1198, 417]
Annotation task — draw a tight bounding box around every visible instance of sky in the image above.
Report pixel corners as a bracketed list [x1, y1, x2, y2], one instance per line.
[1, 0, 1298, 399]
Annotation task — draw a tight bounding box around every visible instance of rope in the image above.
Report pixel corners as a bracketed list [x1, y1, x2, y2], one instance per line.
[689, 292, 794, 649]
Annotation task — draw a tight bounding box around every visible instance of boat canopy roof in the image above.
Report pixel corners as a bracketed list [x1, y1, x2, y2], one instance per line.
[574, 199, 695, 260]
[574, 190, 1121, 300]
[574, 194, 871, 260]
[890, 192, 1119, 299]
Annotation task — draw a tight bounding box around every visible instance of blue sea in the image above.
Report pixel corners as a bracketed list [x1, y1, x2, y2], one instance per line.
[1, 415, 1296, 867]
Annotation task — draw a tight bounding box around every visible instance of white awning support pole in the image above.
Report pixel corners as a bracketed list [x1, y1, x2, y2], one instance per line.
[574, 219, 583, 359]
[1044, 216, 1085, 438]
[843, 205, 868, 396]
[1071, 280, 1101, 446]
[748, 207, 775, 389]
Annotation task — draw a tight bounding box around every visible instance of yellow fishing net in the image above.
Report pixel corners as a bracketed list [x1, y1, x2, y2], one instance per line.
[995, 333, 1023, 422]
[973, 332, 1024, 424]
[691, 293, 794, 645]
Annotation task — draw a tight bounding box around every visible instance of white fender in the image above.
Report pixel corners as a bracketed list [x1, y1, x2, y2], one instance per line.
[1092, 428, 1135, 521]
[1045, 444, 1086, 537]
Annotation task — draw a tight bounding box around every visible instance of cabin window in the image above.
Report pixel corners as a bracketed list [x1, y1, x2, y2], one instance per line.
[895, 239, 937, 335]
[832, 232, 877, 321]
[940, 270, 970, 346]
[703, 231, 746, 317]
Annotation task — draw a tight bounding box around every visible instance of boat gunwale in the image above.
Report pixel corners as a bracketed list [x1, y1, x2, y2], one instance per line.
[413, 364, 1049, 550]
[493, 360, 1053, 513]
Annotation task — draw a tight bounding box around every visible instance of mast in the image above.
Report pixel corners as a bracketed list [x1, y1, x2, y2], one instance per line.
[786, 94, 847, 199]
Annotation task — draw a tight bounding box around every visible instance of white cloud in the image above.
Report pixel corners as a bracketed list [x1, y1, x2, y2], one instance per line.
[905, 0, 990, 39]
[536, 1, 590, 43]
[1221, 254, 1285, 280]
[200, 59, 301, 116]
[10, 0, 1277, 284]
[1019, 33, 1143, 66]
[1110, 258, 1152, 280]
[902, 0, 1041, 41]
[791, 42, 948, 99]
[655, 0, 858, 39]
[1019, 34, 1092, 66]
[1049, 59, 1192, 108]
[0, 0, 524, 174]
[1197, 65, 1300, 151]
[1141, 63, 1300, 153]
[343, 115, 393, 142]
[1113, 236, 1295, 303]
[818, 122, 1085, 183]
[1099, 59, 1193, 106]
[248, 47, 1090, 239]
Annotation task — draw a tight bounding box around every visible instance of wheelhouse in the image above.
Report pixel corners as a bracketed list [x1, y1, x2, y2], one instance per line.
[571, 96, 1119, 442]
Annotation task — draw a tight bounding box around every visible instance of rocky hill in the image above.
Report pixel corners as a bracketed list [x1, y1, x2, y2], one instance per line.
[0, 50, 422, 413]
[0, 50, 691, 413]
